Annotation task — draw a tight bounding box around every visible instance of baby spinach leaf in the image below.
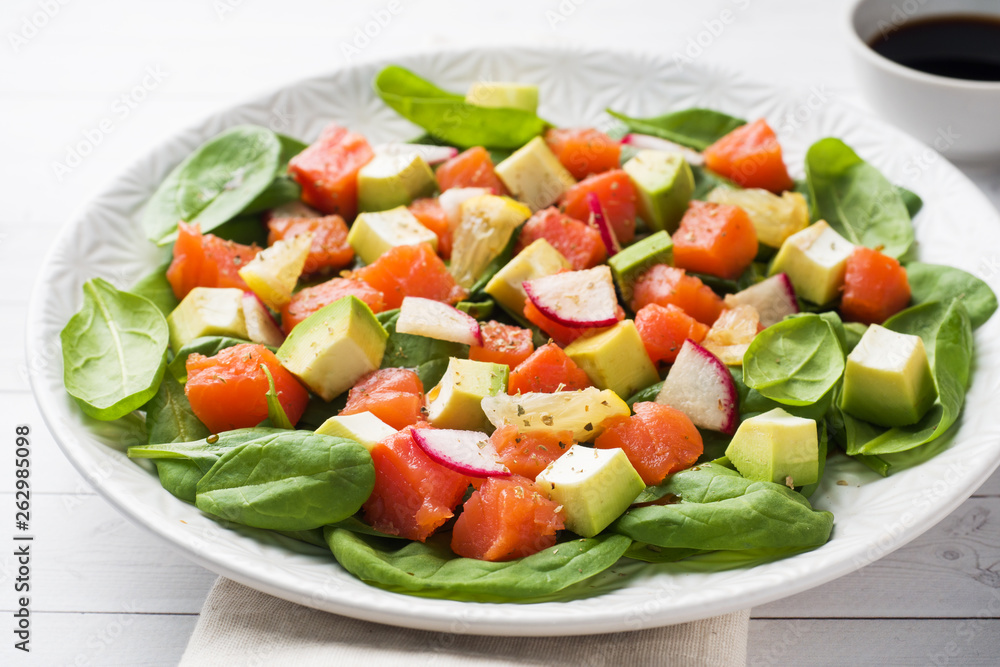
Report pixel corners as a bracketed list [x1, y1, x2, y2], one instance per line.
[129, 427, 285, 470]
[691, 164, 738, 200]
[606, 108, 745, 151]
[855, 300, 973, 456]
[134, 427, 285, 502]
[906, 262, 997, 329]
[455, 299, 495, 321]
[196, 432, 374, 531]
[805, 138, 914, 258]
[624, 544, 705, 563]
[168, 336, 257, 382]
[610, 463, 834, 551]
[327, 516, 408, 540]
[130, 260, 178, 317]
[240, 176, 301, 215]
[731, 368, 834, 423]
[154, 460, 204, 503]
[896, 186, 923, 219]
[143, 374, 209, 445]
[374, 66, 548, 149]
[414, 358, 451, 390]
[61, 278, 170, 421]
[260, 365, 294, 429]
[325, 529, 631, 601]
[379, 309, 468, 372]
[208, 214, 269, 246]
[743, 314, 845, 406]
[143, 125, 282, 244]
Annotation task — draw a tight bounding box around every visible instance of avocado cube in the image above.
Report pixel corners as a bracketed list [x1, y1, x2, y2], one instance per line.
[167, 287, 248, 352]
[565, 320, 659, 400]
[347, 206, 438, 265]
[607, 231, 674, 304]
[484, 238, 570, 316]
[315, 412, 396, 451]
[622, 150, 694, 233]
[841, 324, 936, 427]
[724, 408, 819, 486]
[770, 220, 855, 306]
[426, 358, 508, 431]
[535, 445, 645, 537]
[466, 82, 539, 113]
[276, 295, 388, 401]
[707, 186, 809, 248]
[357, 153, 437, 213]
[495, 137, 576, 211]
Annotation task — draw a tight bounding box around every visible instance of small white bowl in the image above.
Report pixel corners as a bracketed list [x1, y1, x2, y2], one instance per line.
[848, 0, 1000, 163]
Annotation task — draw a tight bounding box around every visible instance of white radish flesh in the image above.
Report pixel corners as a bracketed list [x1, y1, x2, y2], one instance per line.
[522, 265, 619, 328]
[396, 297, 483, 346]
[412, 428, 510, 477]
[656, 340, 738, 434]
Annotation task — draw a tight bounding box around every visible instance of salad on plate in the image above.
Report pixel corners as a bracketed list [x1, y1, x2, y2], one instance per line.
[59, 65, 997, 601]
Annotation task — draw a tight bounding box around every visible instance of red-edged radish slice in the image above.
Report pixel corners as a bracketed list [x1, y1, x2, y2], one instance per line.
[373, 143, 459, 165]
[522, 265, 619, 328]
[412, 428, 511, 477]
[586, 192, 621, 256]
[439, 187, 493, 229]
[723, 273, 799, 328]
[396, 296, 483, 346]
[622, 133, 705, 166]
[655, 339, 738, 434]
[242, 292, 285, 347]
[265, 200, 322, 222]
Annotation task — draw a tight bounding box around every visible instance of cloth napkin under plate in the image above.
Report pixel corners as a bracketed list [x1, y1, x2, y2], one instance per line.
[180, 577, 749, 666]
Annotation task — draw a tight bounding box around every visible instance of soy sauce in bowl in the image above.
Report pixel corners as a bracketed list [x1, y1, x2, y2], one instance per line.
[868, 15, 1000, 81]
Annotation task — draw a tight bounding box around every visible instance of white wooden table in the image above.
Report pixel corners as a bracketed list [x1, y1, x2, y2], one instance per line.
[3, 0, 999, 663]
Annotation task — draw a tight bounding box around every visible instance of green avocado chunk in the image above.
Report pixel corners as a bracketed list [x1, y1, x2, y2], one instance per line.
[840, 324, 937, 427]
[622, 150, 694, 233]
[724, 408, 819, 486]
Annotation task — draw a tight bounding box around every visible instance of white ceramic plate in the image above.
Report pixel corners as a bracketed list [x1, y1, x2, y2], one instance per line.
[27, 47, 1000, 636]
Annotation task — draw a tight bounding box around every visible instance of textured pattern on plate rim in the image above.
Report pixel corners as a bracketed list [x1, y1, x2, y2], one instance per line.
[25, 46, 1000, 636]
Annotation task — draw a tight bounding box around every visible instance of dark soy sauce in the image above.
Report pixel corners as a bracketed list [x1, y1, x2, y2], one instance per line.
[869, 15, 1000, 82]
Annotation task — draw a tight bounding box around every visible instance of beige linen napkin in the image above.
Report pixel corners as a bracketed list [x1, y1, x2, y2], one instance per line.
[180, 577, 749, 667]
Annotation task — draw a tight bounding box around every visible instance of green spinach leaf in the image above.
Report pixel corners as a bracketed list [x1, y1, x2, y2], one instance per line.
[455, 299, 495, 320]
[896, 186, 923, 219]
[624, 544, 704, 563]
[196, 432, 374, 531]
[743, 314, 845, 406]
[606, 108, 745, 151]
[906, 262, 997, 329]
[805, 138, 914, 258]
[143, 374, 209, 445]
[61, 278, 170, 421]
[374, 66, 548, 149]
[855, 300, 973, 455]
[325, 529, 631, 601]
[143, 125, 282, 244]
[610, 463, 833, 550]
[130, 260, 178, 317]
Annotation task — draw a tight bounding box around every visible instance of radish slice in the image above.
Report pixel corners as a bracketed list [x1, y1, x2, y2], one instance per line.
[522, 265, 619, 328]
[373, 143, 459, 165]
[438, 187, 492, 229]
[622, 133, 705, 166]
[586, 192, 621, 256]
[242, 292, 285, 347]
[724, 273, 799, 328]
[396, 297, 483, 346]
[265, 201, 322, 222]
[412, 428, 511, 477]
[656, 340, 738, 434]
